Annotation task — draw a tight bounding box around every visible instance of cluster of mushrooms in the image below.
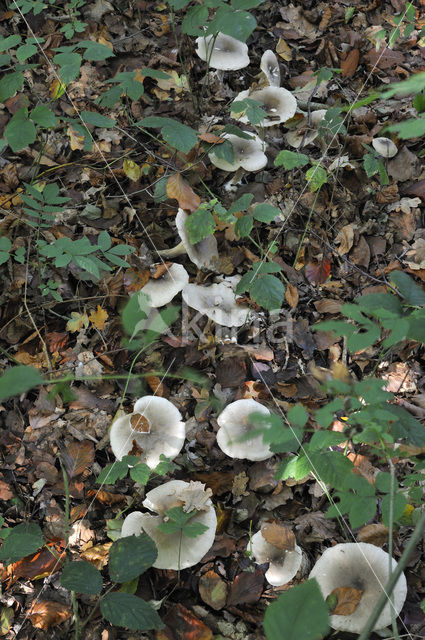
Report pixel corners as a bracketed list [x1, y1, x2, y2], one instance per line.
[108, 34, 405, 634]
[110, 394, 407, 633]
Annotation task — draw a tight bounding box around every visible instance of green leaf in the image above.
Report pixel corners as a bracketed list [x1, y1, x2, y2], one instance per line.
[363, 153, 379, 178]
[387, 117, 425, 140]
[16, 43, 37, 62]
[79, 41, 115, 61]
[4, 107, 36, 152]
[231, 98, 267, 125]
[287, 403, 309, 428]
[250, 275, 285, 310]
[157, 507, 209, 538]
[129, 463, 151, 485]
[388, 404, 425, 446]
[308, 451, 353, 487]
[182, 5, 209, 35]
[382, 493, 407, 527]
[121, 291, 150, 337]
[54, 52, 82, 84]
[264, 578, 329, 640]
[252, 204, 280, 223]
[235, 214, 253, 237]
[306, 165, 327, 192]
[31, 104, 58, 128]
[274, 150, 309, 170]
[0, 523, 44, 563]
[60, 561, 103, 595]
[100, 593, 164, 631]
[136, 117, 198, 154]
[109, 534, 157, 583]
[185, 208, 216, 244]
[81, 110, 116, 128]
[227, 193, 254, 215]
[0, 71, 24, 102]
[390, 270, 425, 306]
[97, 460, 130, 484]
[208, 7, 257, 41]
[0, 365, 43, 402]
[0, 34, 22, 51]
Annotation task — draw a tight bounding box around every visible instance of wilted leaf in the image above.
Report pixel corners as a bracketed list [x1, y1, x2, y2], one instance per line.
[305, 258, 331, 284]
[198, 132, 224, 144]
[357, 523, 389, 546]
[28, 601, 71, 630]
[227, 568, 264, 605]
[61, 440, 94, 478]
[328, 586, 362, 616]
[276, 38, 292, 61]
[88, 305, 108, 330]
[341, 49, 359, 77]
[163, 603, 213, 640]
[166, 172, 201, 213]
[66, 311, 89, 333]
[285, 282, 299, 309]
[123, 158, 142, 182]
[335, 224, 355, 255]
[81, 542, 112, 569]
[261, 522, 295, 551]
[199, 570, 228, 610]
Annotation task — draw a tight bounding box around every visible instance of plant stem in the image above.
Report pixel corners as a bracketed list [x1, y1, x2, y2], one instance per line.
[71, 591, 79, 640]
[358, 508, 425, 640]
[292, 188, 321, 269]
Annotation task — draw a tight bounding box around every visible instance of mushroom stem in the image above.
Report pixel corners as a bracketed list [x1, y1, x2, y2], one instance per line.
[157, 242, 187, 258]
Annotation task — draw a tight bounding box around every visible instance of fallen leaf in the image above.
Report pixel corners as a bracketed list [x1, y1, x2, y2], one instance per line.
[314, 299, 343, 314]
[123, 158, 142, 182]
[86, 489, 126, 505]
[227, 568, 264, 605]
[0, 479, 13, 500]
[146, 375, 168, 397]
[177, 481, 213, 513]
[163, 603, 212, 640]
[198, 132, 224, 144]
[357, 523, 389, 547]
[329, 586, 362, 616]
[199, 570, 228, 610]
[66, 311, 89, 333]
[81, 542, 112, 569]
[305, 258, 331, 284]
[166, 172, 200, 213]
[261, 522, 295, 551]
[276, 38, 292, 61]
[88, 305, 108, 330]
[335, 224, 355, 255]
[285, 282, 299, 309]
[151, 262, 173, 279]
[130, 413, 150, 433]
[61, 441, 94, 479]
[192, 472, 234, 496]
[350, 235, 370, 269]
[341, 49, 359, 77]
[28, 601, 71, 630]
[364, 45, 404, 69]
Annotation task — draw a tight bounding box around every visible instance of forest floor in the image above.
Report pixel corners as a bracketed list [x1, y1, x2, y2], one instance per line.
[1, 0, 425, 638]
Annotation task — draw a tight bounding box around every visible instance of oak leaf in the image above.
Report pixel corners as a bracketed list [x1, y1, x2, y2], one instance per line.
[88, 305, 108, 330]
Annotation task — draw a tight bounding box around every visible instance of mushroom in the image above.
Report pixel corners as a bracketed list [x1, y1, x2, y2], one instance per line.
[195, 33, 249, 71]
[157, 209, 219, 271]
[110, 396, 185, 469]
[216, 398, 273, 460]
[285, 109, 327, 149]
[182, 279, 249, 327]
[208, 132, 267, 172]
[260, 50, 281, 88]
[250, 526, 304, 586]
[233, 86, 297, 127]
[309, 542, 407, 633]
[120, 480, 217, 570]
[372, 137, 398, 158]
[141, 263, 189, 308]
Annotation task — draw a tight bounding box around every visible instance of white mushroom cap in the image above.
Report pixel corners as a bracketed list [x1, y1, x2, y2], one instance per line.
[175, 209, 219, 271]
[182, 280, 249, 327]
[250, 530, 303, 586]
[216, 398, 273, 460]
[372, 137, 398, 158]
[260, 50, 281, 88]
[208, 132, 267, 172]
[233, 86, 297, 127]
[120, 480, 217, 570]
[195, 33, 250, 71]
[140, 263, 189, 307]
[310, 109, 327, 127]
[110, 396, 185, 469]
[309, 542, 407, 633]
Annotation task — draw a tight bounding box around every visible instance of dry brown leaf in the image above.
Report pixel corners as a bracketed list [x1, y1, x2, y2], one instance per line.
[341, 49, 359, 77]
[350, 235, 370, 268]
[28, 601, 71, 630]
[146, 375, 168, 397]
[276, 38, 292, 61]
[199, 570, 228, 610]
[357, 523, 389, 547]
[62, 441, 94, 478]
[335, 224, 355, 255]
[166, 172, 200, 213]
[130, 413, 150, 433]
[81, 542, 112, 569]
[305, 258, 331, 284]
[88, 305, 108, 330]
[329, 586, 363, 616]
[86, 489, 126, 505]
[198, 132, 224, 144]
[151, 262, 172, 279]
[285, 282, 299, 309]
[261, 522, 295, 551]
[314, 298, 343, 314]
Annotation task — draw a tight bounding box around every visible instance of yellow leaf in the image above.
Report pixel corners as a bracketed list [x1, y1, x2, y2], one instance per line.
[49, 79, 66, 99]
[88, 305, 108, 330]
[276, 38, 292, 61]
[123, 158, 142, 182]
[67, 126, 84, 151]
[66, 311, 89, 333]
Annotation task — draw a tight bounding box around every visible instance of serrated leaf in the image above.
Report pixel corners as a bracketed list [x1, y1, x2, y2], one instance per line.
[306, 165, 327, 192]
[4, 107, 36, 152]
[185, 208, 216, 244]
[60, 561, 102, 594]
[109, 535, 157, 583]
[390, 270, 425, 306]
[274, 150, 309, 170]
[100, 593, 163, 631]
[250, 275, 285, 310]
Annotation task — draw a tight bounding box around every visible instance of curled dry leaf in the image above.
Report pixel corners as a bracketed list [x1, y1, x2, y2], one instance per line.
[28, 600, 71, 630]
[198, 132, 225, 144]
[166, 172, 201, 213]
[81, 542, 112, 569]
[357, 523, 389, 547]
[261, 522, 296, 551]
[329, 586, 363, 616]
[341, 49, 359, 78]
[335, 224, 355, 255]
[285, 282, 299, 309]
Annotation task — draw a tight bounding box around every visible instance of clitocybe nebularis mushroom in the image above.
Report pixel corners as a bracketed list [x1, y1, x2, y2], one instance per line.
[372, 137, 398, 159]
[260, 50, 281, 88]
[216, 398, 273, 460]
[110, 396, 185, 469]
[182, 279, 249, 327]
[309, 542, 407, 633]
[233, 86, 297, 127]
[120, 480, 217, 570]
[195, 33, 249, 71]
[141, 263, 189, 308]
[208, 132, 267, 172]
[157, 209, 219, 271]
[250, 523, 304, 586]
